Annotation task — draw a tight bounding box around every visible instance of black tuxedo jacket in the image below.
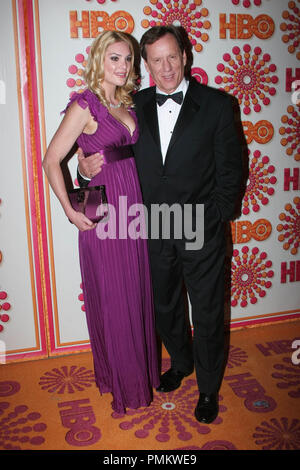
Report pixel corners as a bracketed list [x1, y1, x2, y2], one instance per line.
[132, 78, 242, 245]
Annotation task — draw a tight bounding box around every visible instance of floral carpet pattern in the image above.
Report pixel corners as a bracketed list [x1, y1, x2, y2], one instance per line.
[0, 320, 299, 450]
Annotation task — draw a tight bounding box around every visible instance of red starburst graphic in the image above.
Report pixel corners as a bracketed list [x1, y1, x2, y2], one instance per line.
[0, 199, 11, 333]
[39, 365, 95, 394]
[280, 0, 300, 60]
[231, 0, 266, 6]
[0, 292, 11, 333]
[141, 0, 211, 53]
[67, 48, 90, 96]
[279, 105, 300, 162]
[243, 149, 277, 215]
[78, 283, 85, 312]
[112, 380, 226, 441]
[231, 246, 274, 308]
[215, 44, 278, 115]
[226, 345, 248, 369]
[0, 402, 47, 450]
[85, 0, 117, 3]
[253, 418, 300, 450]
[277, 197, 300, 256]
[201, 440, 238, 449]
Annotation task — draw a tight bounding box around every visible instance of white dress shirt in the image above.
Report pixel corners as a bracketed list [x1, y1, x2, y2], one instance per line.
[156, 78, 188, 164]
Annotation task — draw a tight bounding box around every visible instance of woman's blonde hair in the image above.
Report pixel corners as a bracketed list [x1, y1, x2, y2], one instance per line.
[84, 30, 138, 108]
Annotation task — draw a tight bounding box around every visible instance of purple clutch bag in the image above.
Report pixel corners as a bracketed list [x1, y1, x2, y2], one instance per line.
[68, 185, 108, 223]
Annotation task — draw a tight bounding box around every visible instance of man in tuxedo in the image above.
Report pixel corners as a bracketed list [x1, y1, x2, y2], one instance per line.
[77, 25, 242, 423]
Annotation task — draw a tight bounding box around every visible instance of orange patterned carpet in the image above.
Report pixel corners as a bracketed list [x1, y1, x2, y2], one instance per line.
[0, 320, 299, 452]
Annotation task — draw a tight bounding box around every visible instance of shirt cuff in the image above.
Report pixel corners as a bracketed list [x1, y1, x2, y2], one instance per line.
[78, 167, 91, 181]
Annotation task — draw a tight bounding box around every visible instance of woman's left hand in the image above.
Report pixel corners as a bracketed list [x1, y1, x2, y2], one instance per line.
[67, 209, 97, 231]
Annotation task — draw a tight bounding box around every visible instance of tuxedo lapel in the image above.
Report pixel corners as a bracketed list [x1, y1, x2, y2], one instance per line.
[143, 90, 162, 158]
[165, 80, 201, 161]
[140, 79, 205, 166]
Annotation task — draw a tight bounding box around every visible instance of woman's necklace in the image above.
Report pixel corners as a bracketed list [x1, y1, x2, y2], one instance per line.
[109, 101, 122, 109]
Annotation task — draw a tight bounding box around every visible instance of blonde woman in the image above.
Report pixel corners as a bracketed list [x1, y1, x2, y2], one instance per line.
[43, 31, 159, 414]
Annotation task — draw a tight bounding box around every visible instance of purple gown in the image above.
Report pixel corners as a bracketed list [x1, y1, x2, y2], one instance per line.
[65, 89, 159, 414]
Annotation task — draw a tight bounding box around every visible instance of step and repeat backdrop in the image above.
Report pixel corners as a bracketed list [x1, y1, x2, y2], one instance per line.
[0, 0, 299, 362]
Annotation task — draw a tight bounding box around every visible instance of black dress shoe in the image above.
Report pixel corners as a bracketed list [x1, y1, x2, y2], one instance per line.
[156, 368, 193, 393]
[194, 393, 218, 424]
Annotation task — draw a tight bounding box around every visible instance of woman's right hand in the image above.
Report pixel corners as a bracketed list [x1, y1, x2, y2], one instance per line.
[67, 209, 97, 231]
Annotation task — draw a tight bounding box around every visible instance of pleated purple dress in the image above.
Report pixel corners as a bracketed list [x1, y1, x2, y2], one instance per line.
[65, 89, 159, 414]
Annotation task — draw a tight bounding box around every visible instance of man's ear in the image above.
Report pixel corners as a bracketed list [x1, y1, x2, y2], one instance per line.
[183, 50, 187, 67]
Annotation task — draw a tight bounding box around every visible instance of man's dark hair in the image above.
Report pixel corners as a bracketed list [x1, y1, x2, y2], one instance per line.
[140, 25, 185, 61]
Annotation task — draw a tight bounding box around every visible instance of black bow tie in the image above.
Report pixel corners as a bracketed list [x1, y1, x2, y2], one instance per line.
[156, 91, 183, 106]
